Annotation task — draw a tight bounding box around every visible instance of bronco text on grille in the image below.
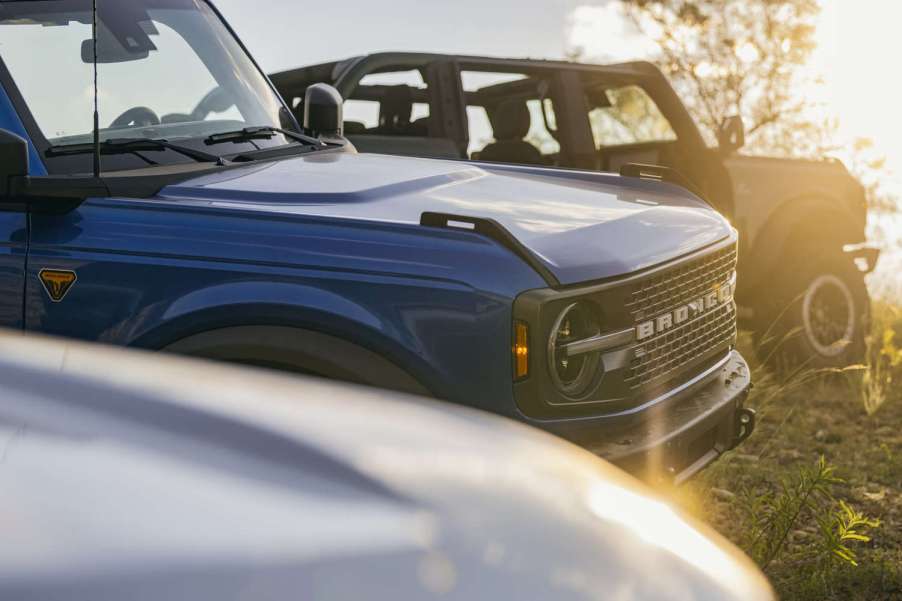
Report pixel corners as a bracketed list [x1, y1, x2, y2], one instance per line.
[626, 245, 739, 391]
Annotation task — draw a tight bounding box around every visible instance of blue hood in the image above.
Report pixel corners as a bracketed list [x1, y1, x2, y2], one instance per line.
[160, 152, 733, 286]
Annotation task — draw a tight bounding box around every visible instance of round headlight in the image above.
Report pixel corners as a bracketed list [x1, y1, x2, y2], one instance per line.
[548, 302, 602, 398]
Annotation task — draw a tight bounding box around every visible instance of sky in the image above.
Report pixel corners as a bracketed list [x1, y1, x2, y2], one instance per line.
[215, 0, 587, 71]
[813, 2, 902, 191]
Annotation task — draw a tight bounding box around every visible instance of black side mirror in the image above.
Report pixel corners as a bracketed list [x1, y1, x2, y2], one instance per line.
[0, 129, 29, 197]
[717, 115, 745, 155]
[303, 83, 344, 139]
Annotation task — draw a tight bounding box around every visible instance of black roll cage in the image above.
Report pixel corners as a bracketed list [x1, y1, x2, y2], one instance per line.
[270, 52, 734, 214]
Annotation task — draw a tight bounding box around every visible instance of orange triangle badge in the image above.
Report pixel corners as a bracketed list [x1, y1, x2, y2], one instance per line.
[39, 269, 77, 302]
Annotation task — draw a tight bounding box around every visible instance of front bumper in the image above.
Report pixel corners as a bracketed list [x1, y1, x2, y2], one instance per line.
[531, 350, 753, 484]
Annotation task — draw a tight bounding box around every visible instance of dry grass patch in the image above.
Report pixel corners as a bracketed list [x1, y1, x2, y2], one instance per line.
[662, 303, 902, 600]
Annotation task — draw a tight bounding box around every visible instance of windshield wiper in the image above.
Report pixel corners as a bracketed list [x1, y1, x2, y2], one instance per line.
[48, 138, 226, 165]
[204, 126, 324, 147]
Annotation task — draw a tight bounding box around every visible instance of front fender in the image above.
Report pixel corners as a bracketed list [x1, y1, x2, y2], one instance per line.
[739, 194, 865, 295]
[120, 276, 513, 407]
[160, 281, 388, 334]
[27, 196, 524, 411]
[726, 155, 866, 246]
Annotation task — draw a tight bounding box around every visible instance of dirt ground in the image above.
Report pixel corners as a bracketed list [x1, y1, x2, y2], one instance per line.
[663, 332, 902, 600]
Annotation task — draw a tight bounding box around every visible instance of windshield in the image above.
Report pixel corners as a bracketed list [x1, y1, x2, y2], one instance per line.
[0, 0, 292, 157]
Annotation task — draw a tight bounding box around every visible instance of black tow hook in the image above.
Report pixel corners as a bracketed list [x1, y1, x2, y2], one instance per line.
[733, 407, 756, 447]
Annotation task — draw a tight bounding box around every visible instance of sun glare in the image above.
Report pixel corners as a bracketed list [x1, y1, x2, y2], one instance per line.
[566, 1, 902, 199]
[586, 482, 768, 598]
[815, 1, 902, 184]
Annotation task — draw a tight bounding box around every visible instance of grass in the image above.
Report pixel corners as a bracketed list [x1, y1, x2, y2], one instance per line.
[661, 302, 902, 600]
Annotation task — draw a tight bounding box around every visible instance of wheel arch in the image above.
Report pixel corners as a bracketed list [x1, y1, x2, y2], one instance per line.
[128, 300, 440, 398]
[740, 194, 864, 297]
[161, 324, 433, 397]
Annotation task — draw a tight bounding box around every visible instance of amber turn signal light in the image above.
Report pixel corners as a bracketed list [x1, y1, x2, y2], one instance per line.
[513, 321, 529, 380]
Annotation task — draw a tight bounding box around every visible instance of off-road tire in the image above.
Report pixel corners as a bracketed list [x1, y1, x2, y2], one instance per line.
[752, 248, 869, 374]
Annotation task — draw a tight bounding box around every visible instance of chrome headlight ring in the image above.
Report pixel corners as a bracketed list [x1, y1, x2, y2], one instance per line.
[547, 302, 604, 398]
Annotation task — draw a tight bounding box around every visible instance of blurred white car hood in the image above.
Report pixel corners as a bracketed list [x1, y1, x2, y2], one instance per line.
[0, 333, 773, 601]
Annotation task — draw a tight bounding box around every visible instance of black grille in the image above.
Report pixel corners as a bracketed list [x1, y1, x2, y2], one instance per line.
[626, 245, 737, 323]
[624, 244, 738, 391]
[625, 304, 736, 389]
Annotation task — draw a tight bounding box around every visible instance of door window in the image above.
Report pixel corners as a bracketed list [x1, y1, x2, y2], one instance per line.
[461, 70, 559, 162]
[344, 69, 430, 135]
[586, 84, 677, 149]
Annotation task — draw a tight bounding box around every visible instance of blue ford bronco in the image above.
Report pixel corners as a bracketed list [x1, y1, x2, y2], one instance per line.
[0, 0, 753, 480]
